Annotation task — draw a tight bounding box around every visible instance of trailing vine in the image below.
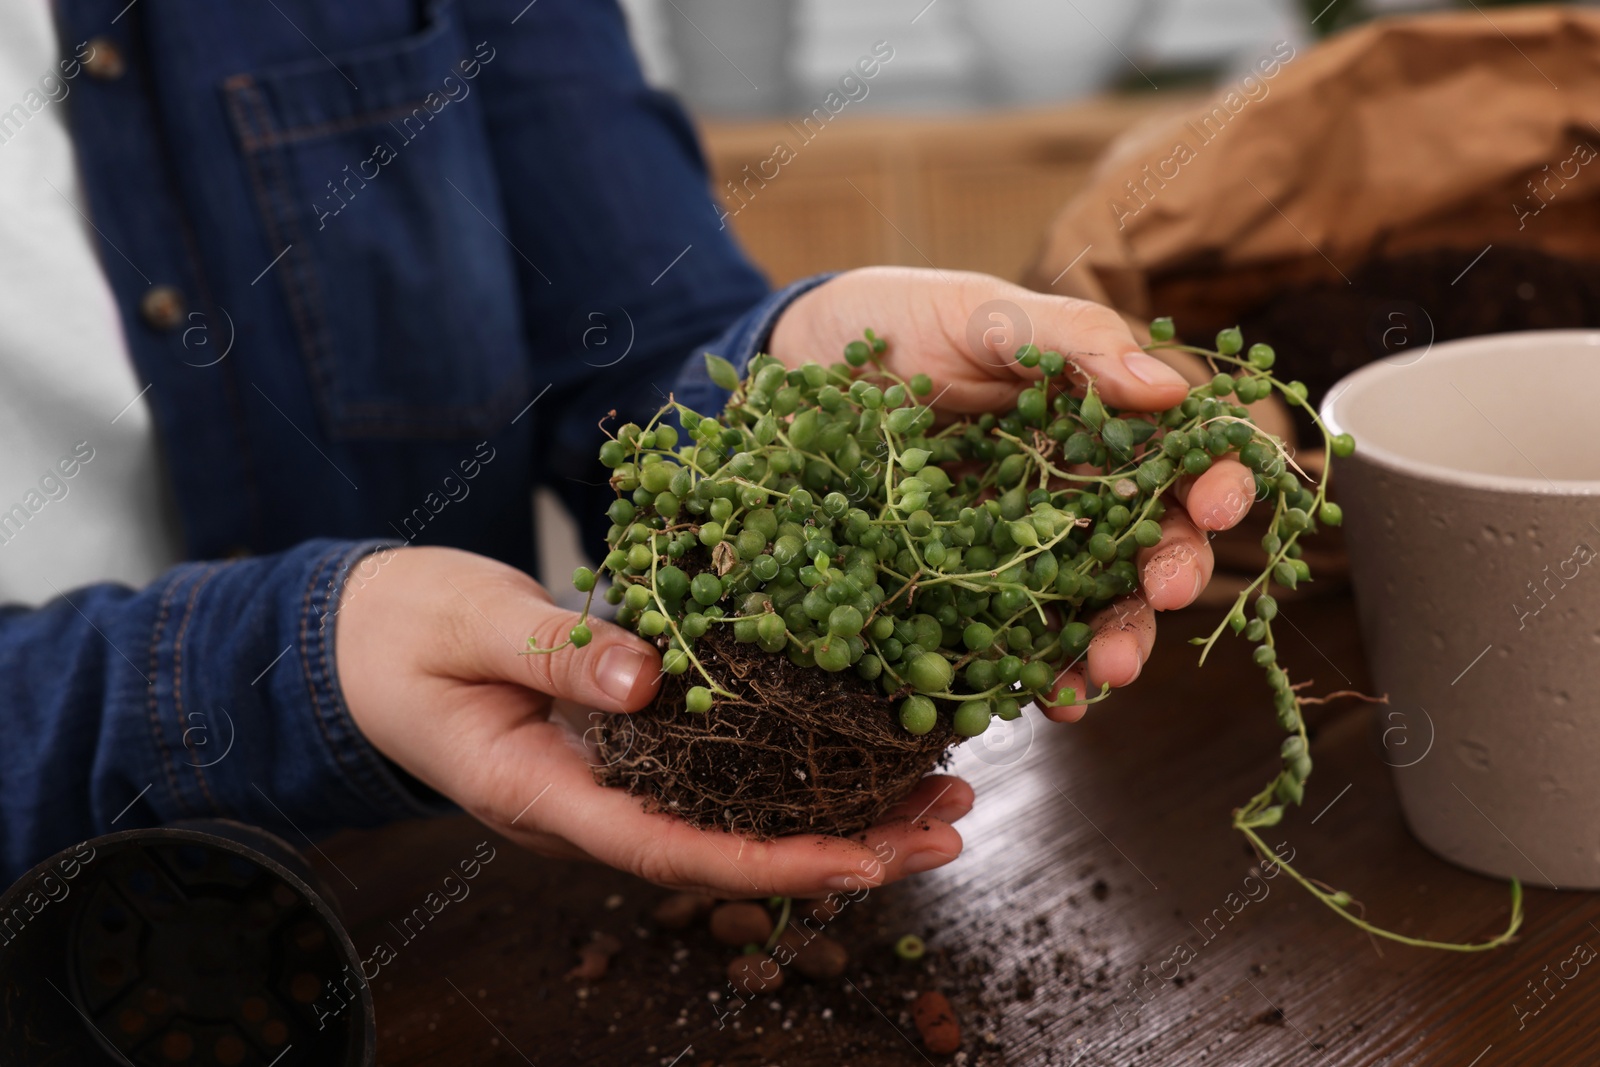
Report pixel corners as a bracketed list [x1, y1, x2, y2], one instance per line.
[533, 319, 1522, 950]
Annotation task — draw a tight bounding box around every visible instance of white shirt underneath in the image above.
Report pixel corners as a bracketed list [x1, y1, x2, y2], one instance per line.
[0, 4, 182, 605]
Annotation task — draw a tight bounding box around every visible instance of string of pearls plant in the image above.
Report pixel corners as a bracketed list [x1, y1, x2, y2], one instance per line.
[536, 320, 1522, 951]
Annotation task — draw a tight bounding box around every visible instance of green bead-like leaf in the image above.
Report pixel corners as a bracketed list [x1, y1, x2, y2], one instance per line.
[705, 353, 741, 391]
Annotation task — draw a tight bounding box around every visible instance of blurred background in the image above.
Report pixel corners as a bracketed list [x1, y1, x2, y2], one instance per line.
[606, 0, 1583, 285]
[624, 0, 1571, 118]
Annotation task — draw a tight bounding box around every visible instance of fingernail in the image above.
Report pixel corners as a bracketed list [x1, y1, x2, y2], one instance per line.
[596, 645, 648, 703]
[1143, 560, 1168, 598]
[902, 850, 957, 875]
[823, 873, 871, 891]
[1143, 552, 1178, 600]
[1123, 351, 1188, 388]
[935, 796, 974, 823]
[1201, 503, 1234, 530]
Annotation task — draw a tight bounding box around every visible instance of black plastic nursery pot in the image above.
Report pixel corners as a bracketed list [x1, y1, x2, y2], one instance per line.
[0, 820, 374, 1066]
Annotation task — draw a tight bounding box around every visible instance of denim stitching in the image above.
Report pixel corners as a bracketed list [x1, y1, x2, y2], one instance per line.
[312, 546, 410, 811]
[225, 80, 337, 422]
[217, 82, 449, 152]
[145, 570, 195, 818]
[296, 546, 377, 796]
[172, 563, 225, 814]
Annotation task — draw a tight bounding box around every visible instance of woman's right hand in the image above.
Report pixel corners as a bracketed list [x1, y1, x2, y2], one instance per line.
[333, 546, 972, 896]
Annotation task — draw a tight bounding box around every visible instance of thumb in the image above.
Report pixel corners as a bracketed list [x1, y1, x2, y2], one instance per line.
[1010, 290, 1192, 412]
[449, 573, 661, 712]
[520, 604, 662, 712]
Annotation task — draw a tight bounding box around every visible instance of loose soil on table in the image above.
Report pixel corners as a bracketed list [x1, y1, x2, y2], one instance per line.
[594, 629, 955, 840]
[554, 878, 1122, 1067]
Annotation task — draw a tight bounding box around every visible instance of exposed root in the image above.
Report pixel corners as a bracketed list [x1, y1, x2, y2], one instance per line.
[594, 630, 956, 839]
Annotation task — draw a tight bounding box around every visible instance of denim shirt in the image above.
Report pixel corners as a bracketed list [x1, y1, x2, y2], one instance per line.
[0, 0, 830, 880]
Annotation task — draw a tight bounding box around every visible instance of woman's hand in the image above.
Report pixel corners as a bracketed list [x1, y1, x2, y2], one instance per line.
[335, 547, 972, 897]
[770, 267, 1260, 719]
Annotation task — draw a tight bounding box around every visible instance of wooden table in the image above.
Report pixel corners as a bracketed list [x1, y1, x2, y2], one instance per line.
[316, 591, 1598, 1065]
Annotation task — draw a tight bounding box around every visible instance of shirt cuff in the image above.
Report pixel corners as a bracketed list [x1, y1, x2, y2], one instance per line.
[141, 539, 456, 843]
[298, 541, 459, 823]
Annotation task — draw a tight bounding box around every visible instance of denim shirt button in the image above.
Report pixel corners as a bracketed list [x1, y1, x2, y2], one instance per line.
[139, 286, 186, 331]
[82, 38, 126, 81]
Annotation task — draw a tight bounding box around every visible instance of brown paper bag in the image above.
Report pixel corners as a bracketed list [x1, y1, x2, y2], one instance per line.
[1026, 5, 1600, 356]
[1024, 6, 1600, 593]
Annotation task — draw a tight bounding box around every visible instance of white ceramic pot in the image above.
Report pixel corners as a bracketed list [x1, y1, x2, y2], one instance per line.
[1323, 330, 1600, 889]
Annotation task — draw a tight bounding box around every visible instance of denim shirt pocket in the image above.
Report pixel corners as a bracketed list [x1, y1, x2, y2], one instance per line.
[221, 1, 529, 440]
